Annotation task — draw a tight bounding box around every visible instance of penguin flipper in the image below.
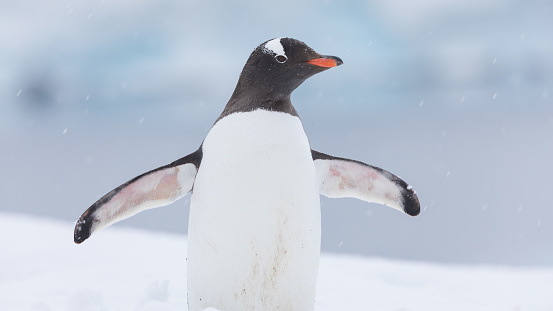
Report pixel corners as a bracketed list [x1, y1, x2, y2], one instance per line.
[311, 149, 419, 216]
[74, 148, 202, 244]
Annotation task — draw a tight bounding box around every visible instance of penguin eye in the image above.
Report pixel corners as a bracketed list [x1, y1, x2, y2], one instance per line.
[275, 55, 287, 63]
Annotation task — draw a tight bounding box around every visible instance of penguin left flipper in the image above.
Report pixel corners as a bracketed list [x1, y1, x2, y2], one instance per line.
[74, 148, 202, 244]
[311, 150, 420, 216]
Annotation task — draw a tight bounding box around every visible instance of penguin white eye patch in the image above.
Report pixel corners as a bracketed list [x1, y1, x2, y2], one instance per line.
[263, 37, 286, 57]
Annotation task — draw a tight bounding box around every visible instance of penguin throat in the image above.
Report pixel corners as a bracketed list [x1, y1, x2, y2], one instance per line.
[216, 95, 298, 124]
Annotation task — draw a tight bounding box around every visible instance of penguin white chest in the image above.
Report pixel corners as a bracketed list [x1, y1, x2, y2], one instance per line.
[187, 109, 321, 311]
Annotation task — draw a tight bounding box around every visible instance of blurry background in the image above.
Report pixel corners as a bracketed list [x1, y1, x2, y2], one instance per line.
[1, 0, 552, 266]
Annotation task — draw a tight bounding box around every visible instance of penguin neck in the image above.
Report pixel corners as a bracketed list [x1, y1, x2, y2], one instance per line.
[216, 84, 299, 123]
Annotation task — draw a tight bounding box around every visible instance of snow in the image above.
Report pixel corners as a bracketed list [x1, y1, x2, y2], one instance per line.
[1, 213, 552, 311]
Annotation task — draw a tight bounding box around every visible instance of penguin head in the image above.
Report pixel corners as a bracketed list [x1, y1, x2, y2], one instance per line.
[234, 38, 343, 100]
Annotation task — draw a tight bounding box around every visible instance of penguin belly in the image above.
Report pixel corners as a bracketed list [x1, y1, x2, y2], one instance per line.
[187, 110, 321, 311]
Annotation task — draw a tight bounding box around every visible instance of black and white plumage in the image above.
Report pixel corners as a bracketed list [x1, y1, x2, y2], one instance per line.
[74, 37, 419, 311]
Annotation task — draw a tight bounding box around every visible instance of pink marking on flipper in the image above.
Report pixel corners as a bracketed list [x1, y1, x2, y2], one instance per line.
[329, 167, 341, 177]
[115, 168, 181, 215]
[366, 170, 380, 180]
[340, 174, 357, 190]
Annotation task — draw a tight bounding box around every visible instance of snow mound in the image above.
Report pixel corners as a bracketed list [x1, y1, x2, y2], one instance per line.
[1, 213, 551, 311]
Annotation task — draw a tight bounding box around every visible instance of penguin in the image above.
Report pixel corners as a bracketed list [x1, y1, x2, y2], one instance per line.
[74, 37, 420, 311]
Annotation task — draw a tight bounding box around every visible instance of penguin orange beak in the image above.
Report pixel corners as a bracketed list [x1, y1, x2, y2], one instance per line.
[307, 55, 343, 68]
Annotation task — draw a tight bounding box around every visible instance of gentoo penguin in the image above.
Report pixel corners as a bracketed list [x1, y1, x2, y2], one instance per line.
[74, 37, 419, 311]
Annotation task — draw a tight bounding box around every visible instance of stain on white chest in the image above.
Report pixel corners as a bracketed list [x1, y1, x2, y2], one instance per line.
[187, 109, 321, 311]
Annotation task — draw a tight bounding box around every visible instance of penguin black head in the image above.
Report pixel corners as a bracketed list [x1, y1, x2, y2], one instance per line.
[220, 38, 342, 120]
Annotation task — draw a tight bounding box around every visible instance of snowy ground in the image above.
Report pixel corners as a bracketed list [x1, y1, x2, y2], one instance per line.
[1, 213, 552, 311]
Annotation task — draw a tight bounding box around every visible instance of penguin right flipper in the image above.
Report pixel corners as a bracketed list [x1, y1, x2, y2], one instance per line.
[311, 149, 419, 216]
[74, 148, 202, 244]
